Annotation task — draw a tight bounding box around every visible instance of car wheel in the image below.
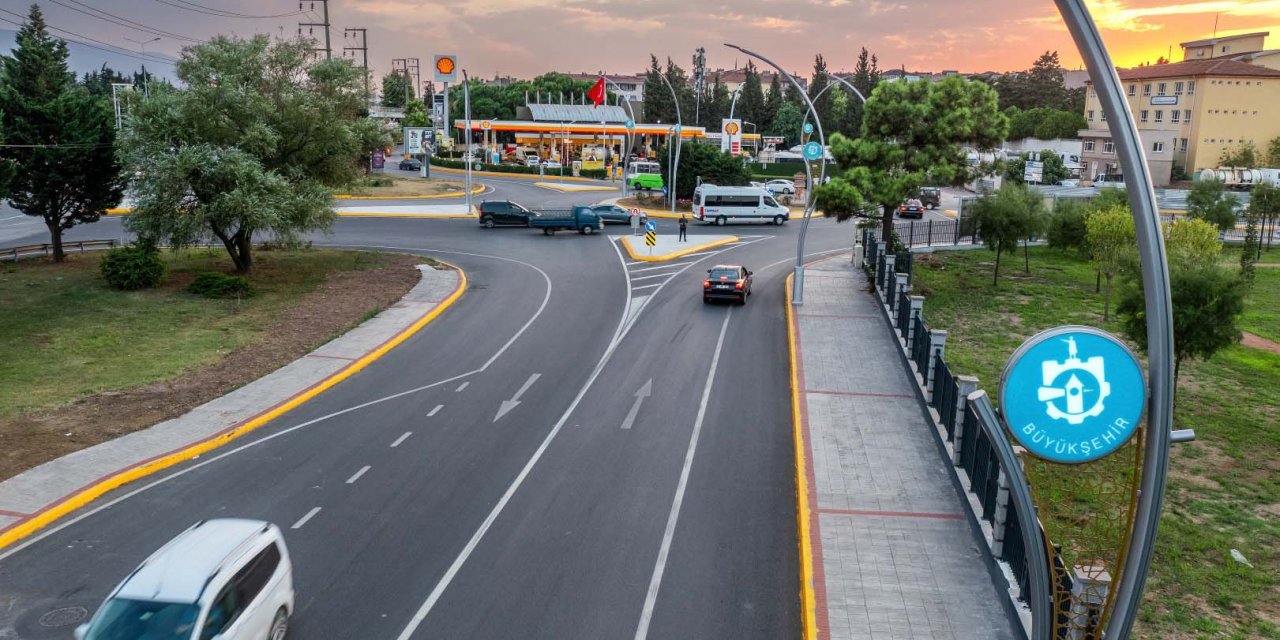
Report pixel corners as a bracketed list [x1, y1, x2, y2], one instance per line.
[269, 608, 288, 640]
[773, 215, 784, 226]
[703, 296, 710, 304]
[583, 225, 594, 235]
[716, 216, 727, 226]
[482, 217, 495, 229]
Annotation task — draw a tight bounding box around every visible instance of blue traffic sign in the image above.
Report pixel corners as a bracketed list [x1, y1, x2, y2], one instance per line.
[999, 326, 1146, 464]
[625, 119, 635, 130]
[803, 141, 823, 160]
[644, 220, 657, 232]
[802, 122, 814, 135]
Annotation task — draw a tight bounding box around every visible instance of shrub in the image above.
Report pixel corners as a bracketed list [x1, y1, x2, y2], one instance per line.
[188, 271, 254, 298]
[1047, 199, 1091, 256]
[100, 244, 165, 290]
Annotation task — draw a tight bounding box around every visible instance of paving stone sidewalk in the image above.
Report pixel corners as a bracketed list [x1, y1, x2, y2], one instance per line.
[0, 264, 460, 535]
[795, 256, 1019, 640]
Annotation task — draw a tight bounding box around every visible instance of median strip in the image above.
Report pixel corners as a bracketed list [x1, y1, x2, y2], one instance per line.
[619, 234, 738, 263]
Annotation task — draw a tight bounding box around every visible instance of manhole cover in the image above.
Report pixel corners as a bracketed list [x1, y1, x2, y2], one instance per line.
[38, 606, 87, 628]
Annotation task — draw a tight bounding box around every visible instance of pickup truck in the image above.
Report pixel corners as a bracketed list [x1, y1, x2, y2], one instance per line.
[529, 206, 604, 235]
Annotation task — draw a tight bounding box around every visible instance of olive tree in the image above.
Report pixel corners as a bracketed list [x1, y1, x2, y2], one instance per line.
[1187, 178, 1239, 232]
[120, 36, 386, 272]
[963, 181, 1047, 285]
[1085, 205, 1135, 321]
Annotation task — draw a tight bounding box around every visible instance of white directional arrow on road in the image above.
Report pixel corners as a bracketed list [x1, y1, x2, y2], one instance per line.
[494, 373, 541, 422]
[620, 379, 653, 430]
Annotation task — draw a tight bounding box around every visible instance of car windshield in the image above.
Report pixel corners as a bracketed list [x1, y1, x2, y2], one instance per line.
[709, 269, 740, 281]
[84, 598, 200, 640]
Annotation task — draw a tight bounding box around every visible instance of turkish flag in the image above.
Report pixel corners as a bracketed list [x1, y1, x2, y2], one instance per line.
[587, 77, 606, 108]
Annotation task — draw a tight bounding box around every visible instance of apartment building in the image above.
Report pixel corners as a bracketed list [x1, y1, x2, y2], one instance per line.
[1079, 32, 1280, 186]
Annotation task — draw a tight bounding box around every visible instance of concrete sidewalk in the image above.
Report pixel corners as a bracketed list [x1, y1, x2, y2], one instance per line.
[0, 264, 462, 542]
[792, 256, 1019, 640]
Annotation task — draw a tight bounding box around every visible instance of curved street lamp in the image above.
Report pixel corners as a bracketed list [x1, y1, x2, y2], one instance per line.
[655, 72, 683, 217]
[604, 76, 637, 197]
[462, 70, 473, 216]
[725, 43, 825, 305]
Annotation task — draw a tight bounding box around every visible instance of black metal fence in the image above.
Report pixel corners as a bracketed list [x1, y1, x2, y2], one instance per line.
[861, 217, 979, 250]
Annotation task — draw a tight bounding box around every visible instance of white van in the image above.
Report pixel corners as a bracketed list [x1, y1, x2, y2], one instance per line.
[694, 184, 790, 226]
[78, 519, 295, 640]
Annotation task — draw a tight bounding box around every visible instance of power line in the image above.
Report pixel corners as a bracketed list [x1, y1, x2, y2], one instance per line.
[45, 0, 203, 43]
[153, 0, 303, 19]
[298, 0, 331, 59]
[0, 9, 176, 66]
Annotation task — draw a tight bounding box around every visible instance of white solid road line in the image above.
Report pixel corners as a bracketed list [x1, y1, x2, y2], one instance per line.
[346, 465, 371, 484]
[391, 432, 413, 448]
[634, 309, 733, 640]
[291, 507, 322, 530]
[628, 272, 673, 282]
[631, 282, 664, 291]
[455, 381, 470, 392]
[629, 261, 693, 273]
[427, 404, 443, 417]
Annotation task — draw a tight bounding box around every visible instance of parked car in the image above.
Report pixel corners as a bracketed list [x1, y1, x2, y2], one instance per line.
[399, 157, 422, 171]
[76, 519, 294, 640]
[1057, 178, 1081, 187]
[589, 203, 640, 224]
[541, 159, 563, 170]
[478, 200, 534, 228]
[1092, 174, 1126, 189]
[703, 265, 753, 304]
[530, 206, 604, 235]
[897, 198, 925, 219]
[524, 154, 541, 166]
[918, 187, 941, 209]
[765, 179, 796, 194]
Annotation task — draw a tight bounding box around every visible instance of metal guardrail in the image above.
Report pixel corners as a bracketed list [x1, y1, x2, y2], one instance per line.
[1, 239, 118, 262]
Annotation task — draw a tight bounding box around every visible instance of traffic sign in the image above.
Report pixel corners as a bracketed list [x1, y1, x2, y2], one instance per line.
[434, 55, 457, 83]
[645, 231, 656, 247]
[999, 326, 1146, 464]
[624, 119, 635, 130]
[644, 220, 657, 233]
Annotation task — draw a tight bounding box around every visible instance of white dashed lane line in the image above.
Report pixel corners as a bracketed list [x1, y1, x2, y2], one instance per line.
[291, 507, 322, 530]
[391, 432, 413, 448]
[428, 404, 444, 417]
[346, 465, 372, 484]
[455, 381, 470, 392]
[629, 273, 674, 282]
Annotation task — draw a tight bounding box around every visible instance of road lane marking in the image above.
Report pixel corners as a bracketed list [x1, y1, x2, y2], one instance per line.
[494, 373, 541, 422]
[633, 309, 733, 640]
[631, 282, 665, 291]
[619, 379, 652, 430]
[291, 507, 321, 530]
[346, 465, 371, 484]
[391, 432, 413, 448]
[427, 404, 443, 417]
[630, 261, 693, 273]
[629, 272, 674, 282]
[455, 381, 470, 392]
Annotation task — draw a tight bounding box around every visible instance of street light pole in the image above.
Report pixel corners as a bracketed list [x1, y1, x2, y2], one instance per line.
[124, 36, 160, 96]
[462, 70, 473, 215]
[656, 72, 683, 217]
[726, 43, 826, 305]
[727, 85, 744, 121]
[604, 76, 637, 197]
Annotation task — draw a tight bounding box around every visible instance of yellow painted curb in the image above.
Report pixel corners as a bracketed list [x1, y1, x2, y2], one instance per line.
[332, 182, 485, 200]
[532, 182, 619, 193]
[619, 234, 738, 262]
[786, 275, 820, 640]
[432, 165, 612, 184]
[0, 262, 467, 551]
[943, 209, 958, 219]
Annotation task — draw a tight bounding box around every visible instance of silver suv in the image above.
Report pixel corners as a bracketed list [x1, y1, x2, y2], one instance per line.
[77, 518, 295, 640]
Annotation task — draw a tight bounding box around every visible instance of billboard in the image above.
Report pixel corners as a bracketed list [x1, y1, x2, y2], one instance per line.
[1024, 160, 1044, 183]
[720, 119, 742, 156]
[404, 127, 430, 155]
[434, 55, 457, 83]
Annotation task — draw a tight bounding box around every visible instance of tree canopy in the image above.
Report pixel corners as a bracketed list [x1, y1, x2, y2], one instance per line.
[381, 71, 412, 108]
[1005, 106, 1086, 140]
[120, 35, 386, 272]
[1187, 178, 1239, 231]
[963, 181, 1047, 284]
[657, 140, 751, 200]
[1218, 142, 1257, 167]
[984, 51, 1082, 112]
[1005, 149, 1071, 185]
[1085, 205, 1136, 320]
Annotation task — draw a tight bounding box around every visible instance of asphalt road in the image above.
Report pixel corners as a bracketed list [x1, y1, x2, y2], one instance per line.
[0, 179, 859, 639]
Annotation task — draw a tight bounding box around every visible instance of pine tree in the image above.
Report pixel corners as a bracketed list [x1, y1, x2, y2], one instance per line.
[739, 62, 766, 134]
[762, 72, 782, 132]
[0, 4, 125, 262]
[642, 55, 674, 124]
[808, 54, 831, 132]
[663, 58, 695, 127]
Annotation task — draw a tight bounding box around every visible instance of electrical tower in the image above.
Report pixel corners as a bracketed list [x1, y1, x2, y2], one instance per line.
[298, 0, 332, 59]
[343, 28, 369, 100]
[391, 58, 420, 107]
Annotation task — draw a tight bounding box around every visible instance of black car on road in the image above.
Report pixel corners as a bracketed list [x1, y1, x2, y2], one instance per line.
[897, 199, 925, 219]
[479, 200, 533, 228]
[703, 265, 753, 304]
[918, 187, 941, 209]
[589, 204, 646, 225]
[399, 158, 422, 171]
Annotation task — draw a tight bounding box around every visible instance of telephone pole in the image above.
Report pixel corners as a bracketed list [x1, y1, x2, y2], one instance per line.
[392, 58, 418, 107]
[343, 28, 369, 101]
[298, 0, 332, 59]
[692, 47, 706, 126]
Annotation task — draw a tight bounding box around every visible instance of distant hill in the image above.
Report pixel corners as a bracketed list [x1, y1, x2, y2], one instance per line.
[0, 28, 178, 83]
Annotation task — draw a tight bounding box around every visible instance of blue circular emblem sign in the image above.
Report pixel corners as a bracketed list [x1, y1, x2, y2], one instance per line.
[802, 122, 814, 135]
[999, 326, 1146, 464]
[803, 141, 823, 160]
[624, 119, 635, 130]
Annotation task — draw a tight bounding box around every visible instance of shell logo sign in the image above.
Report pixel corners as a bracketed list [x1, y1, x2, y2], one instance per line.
[434, 55, 457, 82]
[720, 118, 743, 156]
[723, 121, 740, 136]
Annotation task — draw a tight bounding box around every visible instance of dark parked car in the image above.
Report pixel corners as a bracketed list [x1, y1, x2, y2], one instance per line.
[897, 198, 925, 219]
[590, 204, 646, 225]
[918, 187, 941, 209]
[478, 200, 533, 228]
[399, 157, 422, 171]
[703, 265, 753, 304]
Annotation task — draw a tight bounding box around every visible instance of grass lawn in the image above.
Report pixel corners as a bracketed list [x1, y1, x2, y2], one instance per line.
[0, 248, 400, 418]
[912, 246, 1279, 640]
[342, 176, 466, 198]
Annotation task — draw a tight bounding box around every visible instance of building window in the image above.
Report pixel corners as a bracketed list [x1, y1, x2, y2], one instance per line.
[1184, 110, 1192, 122]
[1087, 110, 1094, 121]
[1143, 83, 1151, 96]
[1140, 110, 1149, 122]
[1171, 110, 1181, 123]
[1222, 45, 1231, 53]
[1101, 112, 1107, 122]
[1127, 84, 1136, 96]
[1181, 138, 1188, 152]
[1104, 142, 1115, 154]
[1174, 81, 1184, 95]
[1157, 82, 1167, 95]
[1153, 141, 1165, 153]
[1188, 80, 1195, 94]
[1155, 110, 1163, 123]
[1084, 140, 1095, 152]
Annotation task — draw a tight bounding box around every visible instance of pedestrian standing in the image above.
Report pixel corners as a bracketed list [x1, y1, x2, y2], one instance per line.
[678, 215, 688, 242]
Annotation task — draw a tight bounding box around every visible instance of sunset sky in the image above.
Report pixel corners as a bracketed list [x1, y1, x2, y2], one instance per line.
[2, 0, 1278, 82]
